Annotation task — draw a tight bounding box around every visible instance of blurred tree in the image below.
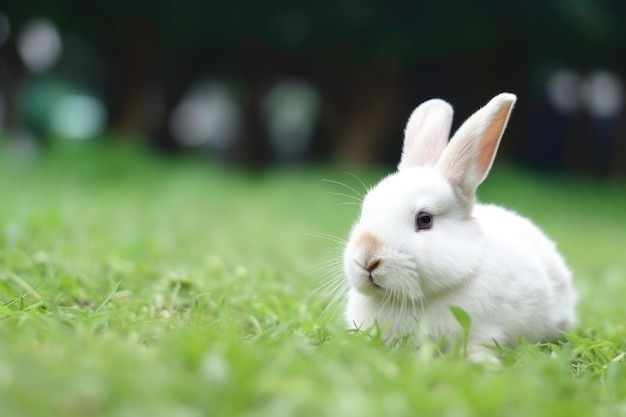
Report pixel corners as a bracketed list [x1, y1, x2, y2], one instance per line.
[0, 28, 24, 140]
[2, 0, 626, 171]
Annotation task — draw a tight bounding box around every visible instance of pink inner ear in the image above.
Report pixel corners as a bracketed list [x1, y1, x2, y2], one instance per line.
[400, 99, 453, 169]
[478, 102, 513, 174]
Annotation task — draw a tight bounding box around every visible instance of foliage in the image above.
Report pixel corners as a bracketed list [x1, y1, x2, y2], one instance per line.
[0, 143, 625, 416]
[5, 0, 626, 63]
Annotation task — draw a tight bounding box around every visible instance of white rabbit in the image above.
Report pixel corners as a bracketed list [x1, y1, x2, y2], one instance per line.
[343, 93, 577, 361]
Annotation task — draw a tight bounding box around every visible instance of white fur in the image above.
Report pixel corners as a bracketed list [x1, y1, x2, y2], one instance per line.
[343, 94, 577, 359]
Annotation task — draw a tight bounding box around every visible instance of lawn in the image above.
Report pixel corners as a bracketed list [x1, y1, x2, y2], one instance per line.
[0, 143, 625, 417]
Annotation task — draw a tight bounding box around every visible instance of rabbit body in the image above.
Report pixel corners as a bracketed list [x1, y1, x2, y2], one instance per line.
[343, 94, 577, 357]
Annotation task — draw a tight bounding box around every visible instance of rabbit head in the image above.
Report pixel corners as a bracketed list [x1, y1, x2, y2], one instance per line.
[343, 93, 517, 303]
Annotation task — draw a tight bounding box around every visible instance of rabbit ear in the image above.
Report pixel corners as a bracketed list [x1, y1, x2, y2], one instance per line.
[437, 93, 516, 204]
[398, 99, 453, 170]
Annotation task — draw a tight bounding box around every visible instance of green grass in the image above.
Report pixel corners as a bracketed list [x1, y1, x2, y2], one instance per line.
[0, 143, 625, 417]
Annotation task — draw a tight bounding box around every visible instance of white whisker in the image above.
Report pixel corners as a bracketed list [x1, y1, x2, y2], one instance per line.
[311, 276, 348, 322]
[314, 282, 345, 305]
[307, 245, 347, 320]
[329, 192, 362, 202]
[343, 171, 371, 195]
[311, 267, 343, 280]
[307, 258, 343, 274]
[333, 202, 361, 208]
[301, 229, 347, 245]
[322, 178, 365, 201]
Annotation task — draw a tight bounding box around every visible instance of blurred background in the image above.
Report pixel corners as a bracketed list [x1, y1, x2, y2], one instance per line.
[1, 0, 626, 176]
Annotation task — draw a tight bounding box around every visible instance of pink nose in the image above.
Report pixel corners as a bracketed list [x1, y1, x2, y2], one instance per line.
[365, 259, 381, 273]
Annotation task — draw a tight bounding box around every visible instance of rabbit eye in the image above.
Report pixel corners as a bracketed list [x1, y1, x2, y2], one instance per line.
[416, 211, 433, 230]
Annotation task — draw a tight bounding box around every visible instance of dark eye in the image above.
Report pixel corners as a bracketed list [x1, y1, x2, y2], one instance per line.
[416, 211, 433, 230]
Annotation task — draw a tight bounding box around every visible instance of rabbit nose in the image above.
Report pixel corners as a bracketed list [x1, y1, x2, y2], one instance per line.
[366, 259, 381, 273]
[356, 258, 381, 273]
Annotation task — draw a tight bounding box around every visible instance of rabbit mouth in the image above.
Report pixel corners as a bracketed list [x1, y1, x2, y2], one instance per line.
[351, 259, 384, 292]
[349, 250, 421, 298]
[367, 274, 383, 290]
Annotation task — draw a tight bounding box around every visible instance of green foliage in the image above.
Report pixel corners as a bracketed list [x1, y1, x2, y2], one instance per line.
[0, 143, 625, 417]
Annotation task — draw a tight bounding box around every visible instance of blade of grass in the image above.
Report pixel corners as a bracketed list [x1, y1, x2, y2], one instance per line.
[92, 279, 123, 314]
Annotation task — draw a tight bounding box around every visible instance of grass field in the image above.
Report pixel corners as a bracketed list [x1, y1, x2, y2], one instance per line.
[0, 143, 625, 417]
